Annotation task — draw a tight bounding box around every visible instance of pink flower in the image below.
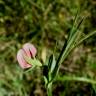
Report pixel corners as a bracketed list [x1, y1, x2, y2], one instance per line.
[17, 43, 37, 69]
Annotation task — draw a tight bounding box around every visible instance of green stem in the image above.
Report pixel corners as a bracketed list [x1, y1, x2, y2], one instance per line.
[47, 83, 52, 96]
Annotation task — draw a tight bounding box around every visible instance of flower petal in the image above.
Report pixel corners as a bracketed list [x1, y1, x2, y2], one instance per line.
[17, 49, 32, 69]
[23, 43, 37, 58]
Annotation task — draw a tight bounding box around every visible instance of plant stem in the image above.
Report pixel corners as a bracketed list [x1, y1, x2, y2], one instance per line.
[47, 83, 52, 96]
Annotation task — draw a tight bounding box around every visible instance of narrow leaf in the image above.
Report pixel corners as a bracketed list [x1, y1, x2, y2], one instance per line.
[56, 75, 96, 84]
[48, 55, 56, 73]
[67, 9, 80, 43]
[76, 30, 96, 46]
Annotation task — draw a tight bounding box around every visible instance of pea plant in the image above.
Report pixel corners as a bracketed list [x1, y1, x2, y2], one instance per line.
[17, 14, 96, 96]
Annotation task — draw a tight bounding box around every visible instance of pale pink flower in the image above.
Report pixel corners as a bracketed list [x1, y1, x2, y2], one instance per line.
[17, 43, 37, 69]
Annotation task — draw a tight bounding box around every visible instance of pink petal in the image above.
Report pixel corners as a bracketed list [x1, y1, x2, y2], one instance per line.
[17, 49, 32, 69]
[23, 43, 37, 58]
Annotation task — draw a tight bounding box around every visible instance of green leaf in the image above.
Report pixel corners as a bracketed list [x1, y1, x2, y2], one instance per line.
[75, 30, 96, 47]
[48, 55, 53, 70]
[24, 56, 42, 67]
[47, 55, 56, 82]
[50, 55, 56, 73]
[67, 8, 80, 43]
[48, 55, 56, 73]
[51, 17, 85, 82]
[44, 76, 48, 85]
[56, 75, 96, 85]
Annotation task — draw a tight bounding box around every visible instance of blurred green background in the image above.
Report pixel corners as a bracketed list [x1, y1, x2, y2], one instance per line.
[0, 0, 96, 96]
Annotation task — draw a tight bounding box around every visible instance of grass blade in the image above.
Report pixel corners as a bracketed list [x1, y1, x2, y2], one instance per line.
[67, 9, 80, 43]
[56, 75, 96, 84]
[76, 30, 96, 46]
